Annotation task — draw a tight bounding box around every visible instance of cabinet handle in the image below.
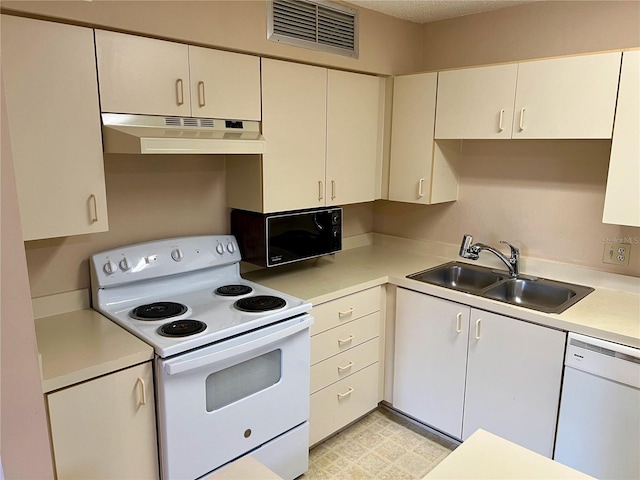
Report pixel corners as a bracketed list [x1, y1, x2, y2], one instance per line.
[337, 387, 354, 399]
[338, 361, 354, 372]
[498, 108, 505, 132]
[88, 194, 98, 224]
[338, 334, 354, 346]
[136, 377, 147, 406]
[318, 180, 324, 201]
[338, 307, 355, 318]
[475, 319, 482, 340]
[456, 312, 463, 334]
[197, 81, 206, 107]
[331, 180, 336, 200]
[519, 107, 526, 131]
[418, 178, 425, 198]
[176, 78, 184, 106]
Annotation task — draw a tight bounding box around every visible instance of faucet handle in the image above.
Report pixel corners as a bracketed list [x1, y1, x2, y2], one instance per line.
[500, 240, 520, 259]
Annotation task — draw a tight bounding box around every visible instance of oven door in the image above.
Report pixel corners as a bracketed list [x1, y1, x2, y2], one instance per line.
[155, 314, 313, 480]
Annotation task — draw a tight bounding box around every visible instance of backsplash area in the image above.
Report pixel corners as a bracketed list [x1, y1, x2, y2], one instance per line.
[374, 139, 640, 277]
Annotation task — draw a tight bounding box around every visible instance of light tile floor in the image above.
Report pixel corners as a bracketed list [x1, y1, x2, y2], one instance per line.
[302, 408, 457, 479]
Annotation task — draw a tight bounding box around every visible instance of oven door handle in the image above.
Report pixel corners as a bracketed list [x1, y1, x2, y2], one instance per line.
[165, 316, 312, 376]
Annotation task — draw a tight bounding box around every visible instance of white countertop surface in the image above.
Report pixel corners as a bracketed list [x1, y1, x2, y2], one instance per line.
[424, 429, 593, 479]
[245, 238, 640, 348]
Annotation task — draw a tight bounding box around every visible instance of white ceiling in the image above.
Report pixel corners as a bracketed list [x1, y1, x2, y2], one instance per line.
[344, 0, 541, 24]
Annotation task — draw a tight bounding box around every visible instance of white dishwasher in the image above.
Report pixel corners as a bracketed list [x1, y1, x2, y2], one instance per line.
[554, 333, 640, 479]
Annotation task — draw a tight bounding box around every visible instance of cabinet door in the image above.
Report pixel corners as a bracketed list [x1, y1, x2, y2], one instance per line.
[47, 362, 159, 480]
[435, 64, 517, 139]
[95, 30, 191, 117]
[388, 73, 438, 203]
[1, 15, 108, 240]
[326, 70, 380, 205]
[261, 59, 327, 212]
[393, 289, 470, 438]
[512, 52, 621, 139]
[189, 46, 261, 121]
[463, 309, 565, 457]
[603, 51, 640, 227]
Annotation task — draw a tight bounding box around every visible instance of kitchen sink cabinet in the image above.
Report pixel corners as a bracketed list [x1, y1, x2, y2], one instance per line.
[435, 52, 621, 139]
[47, 361, 159, 479]
[388, 72, 460, 205]
[393, 288, 565, 458]
[309, 286, 383, 446]
[95, 30, 261, 120]
[1, 15, 109, 241]
[227, 58, 382, 213]
[603, 50, 640, 227]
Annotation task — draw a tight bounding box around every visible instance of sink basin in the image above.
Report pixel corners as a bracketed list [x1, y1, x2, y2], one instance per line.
[407, 261, 594, 314]
[482, 278, 594, 314]
[408, 262, 505, 293]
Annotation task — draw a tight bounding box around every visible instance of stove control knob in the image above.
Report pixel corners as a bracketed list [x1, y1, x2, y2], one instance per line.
[119, 258, 132, 271]
[227, 242, 236, 254]
[171, 248, 184, 262]
[103, 260, 118, 275]
[216, 244, 225, 255]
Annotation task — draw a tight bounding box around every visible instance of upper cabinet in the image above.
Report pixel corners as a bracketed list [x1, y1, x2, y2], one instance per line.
[95, 30, 261, 120]
[2, 15, 109, 241]
[435, 52, 622, 140]
[603, 50, 640, 227]
[388, 72, 460, 204]
[226, 58, 382, 213]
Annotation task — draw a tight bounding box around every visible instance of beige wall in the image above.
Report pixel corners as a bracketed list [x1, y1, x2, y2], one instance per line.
[1, 0, 422, 75]
[421, 1, 640, 71]
[1, 77, 54, 479]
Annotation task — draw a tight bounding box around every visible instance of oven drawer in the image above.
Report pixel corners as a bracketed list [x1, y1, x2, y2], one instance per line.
[310, 337, 380, 394]
[310, 312, 380, 365]
[311, 286, 381, 336]
[309, 362, 380, 446]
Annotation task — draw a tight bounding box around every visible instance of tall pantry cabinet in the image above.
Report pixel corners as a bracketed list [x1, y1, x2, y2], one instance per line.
[1, 15, 109, 240]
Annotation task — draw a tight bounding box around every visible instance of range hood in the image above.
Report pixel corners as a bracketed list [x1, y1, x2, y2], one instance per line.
[101, 113, 266, 155]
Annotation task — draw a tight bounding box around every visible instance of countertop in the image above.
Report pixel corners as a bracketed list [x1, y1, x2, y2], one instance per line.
[423, 429, 593, 479]
[245, 239, 640, 348]
[35, 309, 154, 393]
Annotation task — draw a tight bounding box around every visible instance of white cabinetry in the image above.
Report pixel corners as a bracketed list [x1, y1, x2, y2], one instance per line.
[227, 58, 381, 213]
[95, 30, 261, 120]
[1, 15, 109, 241]
[47, 362, 159, 479]
[603, 50, 640, 227]
[388, 72, 460, 204]
[309, 287, 383, 446]
[393, 288, 565, 457]
[435, 52, 621, 139]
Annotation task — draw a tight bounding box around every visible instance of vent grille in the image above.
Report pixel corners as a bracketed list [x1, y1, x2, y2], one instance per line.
[269, 0, 358, 58]
[163, 117, 216, 128]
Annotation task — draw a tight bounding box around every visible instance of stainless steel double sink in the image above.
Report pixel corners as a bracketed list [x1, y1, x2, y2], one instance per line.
[408, 261, 594, 314]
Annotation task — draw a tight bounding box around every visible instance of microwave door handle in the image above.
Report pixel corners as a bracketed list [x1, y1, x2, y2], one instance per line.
[165, 316, 312, 376]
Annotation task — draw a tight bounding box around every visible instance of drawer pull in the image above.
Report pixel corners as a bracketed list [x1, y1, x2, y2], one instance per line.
[338, 307, 355, 318]
[337, 387, 354, 399]
[456, 312, 463, 334]
[475, 318, 482, 340]
[136, 377, 147, 406]
[338, 335, 354, 346]
[337, 361, 354, 372]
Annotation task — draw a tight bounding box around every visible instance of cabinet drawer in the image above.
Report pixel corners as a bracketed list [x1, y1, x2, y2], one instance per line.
[311, 286, 381, 336]
[311, 337, 379, 394]
[310, 363, 380, 446]
[310, 312, 380, 365]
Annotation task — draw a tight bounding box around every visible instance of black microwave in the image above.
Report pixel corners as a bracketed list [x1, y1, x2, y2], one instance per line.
[231, 207, 342, 267]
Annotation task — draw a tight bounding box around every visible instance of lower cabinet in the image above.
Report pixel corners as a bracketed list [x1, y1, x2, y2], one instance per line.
[393, 288, 565, 458]
[47, 362, 159, 479]
[309, 286, 383, 446]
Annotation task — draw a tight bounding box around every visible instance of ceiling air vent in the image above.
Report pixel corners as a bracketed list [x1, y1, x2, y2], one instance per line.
[268, 0, 358, 58]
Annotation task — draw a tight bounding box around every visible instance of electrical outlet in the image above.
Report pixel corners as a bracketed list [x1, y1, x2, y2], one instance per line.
[603, 242, 631, 266]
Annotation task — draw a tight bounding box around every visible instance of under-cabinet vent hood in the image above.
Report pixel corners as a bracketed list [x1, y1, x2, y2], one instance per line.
[101, 114, 266, 155]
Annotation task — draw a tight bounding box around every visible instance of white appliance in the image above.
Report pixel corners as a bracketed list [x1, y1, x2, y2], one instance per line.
[554, 332, 640, 479]
[90, 235, 313, 480]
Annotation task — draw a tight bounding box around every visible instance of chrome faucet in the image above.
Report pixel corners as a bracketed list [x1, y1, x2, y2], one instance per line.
[459, 234, 520, 277]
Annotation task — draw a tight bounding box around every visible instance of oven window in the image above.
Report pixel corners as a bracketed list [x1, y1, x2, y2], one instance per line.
[205, 349, 282, 412]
